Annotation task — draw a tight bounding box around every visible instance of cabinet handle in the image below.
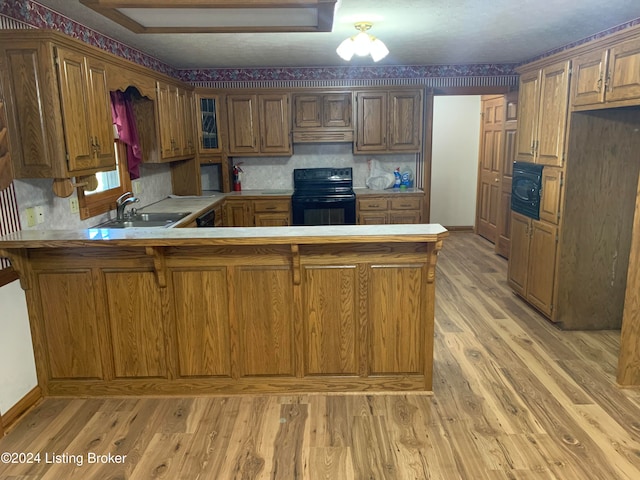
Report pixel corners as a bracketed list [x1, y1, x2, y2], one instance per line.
[606, 72, 612, 92]
[400, 203, 412, 207]
[596, 75, 603, 93]
[94, 137, 100, 152]
[370, 204, 379, 208]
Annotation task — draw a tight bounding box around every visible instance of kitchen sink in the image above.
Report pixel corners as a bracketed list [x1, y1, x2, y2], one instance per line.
[94, 212, 191, 229]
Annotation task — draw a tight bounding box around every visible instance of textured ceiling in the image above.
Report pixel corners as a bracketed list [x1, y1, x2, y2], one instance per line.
[32, 0, 640, 68]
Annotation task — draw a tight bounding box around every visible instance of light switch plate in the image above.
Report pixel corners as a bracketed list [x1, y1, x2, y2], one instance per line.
[25, 207, 36, 227]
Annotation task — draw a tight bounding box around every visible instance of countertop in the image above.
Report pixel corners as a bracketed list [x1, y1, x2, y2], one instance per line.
[0, 224, 448, 248]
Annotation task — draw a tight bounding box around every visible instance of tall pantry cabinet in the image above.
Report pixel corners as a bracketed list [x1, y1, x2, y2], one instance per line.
[509, 25, 640, 336]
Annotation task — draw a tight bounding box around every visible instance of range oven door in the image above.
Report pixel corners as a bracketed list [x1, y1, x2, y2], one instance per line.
[292, 196, 356, 225]
[511, 162, 543, 219]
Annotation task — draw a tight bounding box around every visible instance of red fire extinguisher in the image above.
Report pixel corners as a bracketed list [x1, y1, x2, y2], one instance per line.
[233, 163, 243, 191]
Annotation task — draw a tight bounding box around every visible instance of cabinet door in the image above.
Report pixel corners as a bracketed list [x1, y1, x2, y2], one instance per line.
[606, 37, 640, 103]
[224, 199, 252, 226]
[355, 91, 387, 152]
[227, 94, 259, 154]
[388, 90, 422, 151]
[571, 49, 608, 107]
[539, 167, 563, 224]
[526, 220, 558, 317]
[180, 88, 195, 156]
[258, 94, 291, 154]
[507, 212, 531, 296]
[358, 211, 388, 224]
[56, 47, 95, 172]
[323, 93, 351, 128]
[86, 58, 115, 169]
[389, 211, 420, 224]
[536, 60, 570, 166]
[156, 82, 181, 159]
[255, 213, 290, 226]
[1, 42, 62, 178]
[515, 70, 540, 162]
[197, 94, 221, 154]
[294, 94, 322, 128]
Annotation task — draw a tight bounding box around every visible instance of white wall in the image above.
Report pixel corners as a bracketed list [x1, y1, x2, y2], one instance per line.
[0, 280, 37, 415]
[431, 96, 481, 227]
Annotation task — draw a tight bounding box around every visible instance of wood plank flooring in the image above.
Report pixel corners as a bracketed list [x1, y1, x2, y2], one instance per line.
[1, 232, 639, 479]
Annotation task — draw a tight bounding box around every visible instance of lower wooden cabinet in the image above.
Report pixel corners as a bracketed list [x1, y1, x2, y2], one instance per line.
[224, 197, 291, 226]
[22, 238, 442, 395]
[508, 211, 558, 317]
[358, 194, 423, 224]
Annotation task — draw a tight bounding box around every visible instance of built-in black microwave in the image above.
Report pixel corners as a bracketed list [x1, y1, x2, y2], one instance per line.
[511, 162, 544, 220]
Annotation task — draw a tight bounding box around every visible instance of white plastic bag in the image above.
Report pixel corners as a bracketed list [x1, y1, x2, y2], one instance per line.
[366, 158, 395, 190]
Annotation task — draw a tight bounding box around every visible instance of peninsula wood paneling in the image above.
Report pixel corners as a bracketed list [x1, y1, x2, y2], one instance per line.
[302, 265, 358, 375]
[38, 271, 102, 380]
[368, 264, 424, 375]
[104, 271, 167, 378]
[171, 268, 231, 377]
[233, 265, 295, 377]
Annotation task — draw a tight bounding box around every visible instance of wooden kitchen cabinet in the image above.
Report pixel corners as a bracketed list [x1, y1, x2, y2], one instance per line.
[154, 81, 195, 161]
[508, 212, 558, 317]
[0, 33, 117, 179]
[224, 197, 291, 226]
[354, 89, 422, 154]
[226, 93, 291, 156]
[515, 60, 570, 166]
[357, 194, 423, 225]
[571, 36, 640, 108]
[223, 198, 253, 226]
[292, 92, 353, 143]
[196, 93, 222, 155]
[253, 198, 291, 226]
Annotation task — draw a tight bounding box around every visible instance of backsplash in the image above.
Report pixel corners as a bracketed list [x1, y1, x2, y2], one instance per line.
[235, 143, 418, 190]
[14, 164, 173, 230]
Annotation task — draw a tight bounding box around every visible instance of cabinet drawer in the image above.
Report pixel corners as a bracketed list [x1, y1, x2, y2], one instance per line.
[253, 199, 290, 213]
[390, 197, 422, 210]
[358, 198, 388, 211]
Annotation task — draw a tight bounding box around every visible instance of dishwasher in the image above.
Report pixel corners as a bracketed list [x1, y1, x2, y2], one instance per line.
[195, 208, 216, 227]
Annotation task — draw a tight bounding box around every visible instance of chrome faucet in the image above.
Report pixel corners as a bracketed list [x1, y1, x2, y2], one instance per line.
[116, 191, 139, 221]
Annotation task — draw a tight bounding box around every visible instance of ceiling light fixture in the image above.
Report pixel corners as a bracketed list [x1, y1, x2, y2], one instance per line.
[336, 22, 389, 62]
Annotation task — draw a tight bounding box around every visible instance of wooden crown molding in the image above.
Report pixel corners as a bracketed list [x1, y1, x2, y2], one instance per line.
[79, 0, 337, 33]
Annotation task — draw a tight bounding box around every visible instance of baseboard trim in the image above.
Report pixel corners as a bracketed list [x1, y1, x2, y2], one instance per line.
[443, 226, 474, 232]
[1, 386, 43, 435]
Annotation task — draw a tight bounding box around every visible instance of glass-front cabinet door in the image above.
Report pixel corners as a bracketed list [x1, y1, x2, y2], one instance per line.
[196, 93, 222, 154]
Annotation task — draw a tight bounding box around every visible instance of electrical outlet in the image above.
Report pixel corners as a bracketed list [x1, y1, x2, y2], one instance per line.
[70, 197, 79, 214]
[34, 205, 45, 224]
[133, 181, 142, 194]
[25, 207, 36, 227]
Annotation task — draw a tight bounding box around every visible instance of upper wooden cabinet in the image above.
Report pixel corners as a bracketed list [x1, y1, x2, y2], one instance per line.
[226, 93, 291, 156]
[515, 60, 570, 167]
[0, 34, 116, 178]
[154, 81, 195, 162]
[292, 92, 353, 143]
[571, 36, 640, 109]
[195, 93, 222, 155]
[56, 47, 115, 173]
[354, 89, 422, 154]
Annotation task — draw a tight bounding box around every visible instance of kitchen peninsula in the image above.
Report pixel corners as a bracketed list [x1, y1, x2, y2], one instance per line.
[0, 224, 447, 396]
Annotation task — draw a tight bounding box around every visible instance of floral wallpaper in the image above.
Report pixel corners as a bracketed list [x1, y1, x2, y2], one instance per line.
[0, 0, 177, 76]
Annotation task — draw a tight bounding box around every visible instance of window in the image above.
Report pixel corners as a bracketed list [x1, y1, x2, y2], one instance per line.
[77, 141, 132, 220]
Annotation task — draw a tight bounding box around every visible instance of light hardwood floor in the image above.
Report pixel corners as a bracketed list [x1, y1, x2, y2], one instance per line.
[1, 232, 639, 479]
